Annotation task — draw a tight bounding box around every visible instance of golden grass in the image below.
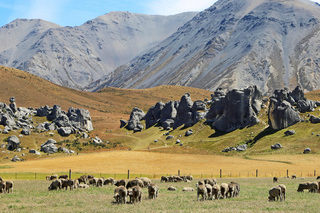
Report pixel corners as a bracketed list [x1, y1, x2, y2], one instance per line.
[1, 151, 320, 178]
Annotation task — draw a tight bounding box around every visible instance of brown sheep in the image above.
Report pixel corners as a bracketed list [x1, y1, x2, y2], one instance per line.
[148, 183, 159, 199]
[48, 179, 62, 190]
[113, 187, 120, 203]
[220, 183, 229, 199]
[212, 184, 221, 200]
[59, 175, 68, 179]
[126, 179, 144, 189]
[309, 182, 319, 193]
[297, 182, 311, 192]
[49, 174, 58, 180]
[204, 178, 216, 186]
[61, 179, 75, 190]
[273, 177, 279, 183]
[87, 175, 95, 179]
[46, 175, 51, 181]
[186, 175, 193, 181]
[292, 174, 297, 179]
[114, 179, 126, 187]
[96, 178, 104, 187]
[205, 184, 213, 200]
[79, 175, 88, 184]
[132, 186, 143, 203]
[197, 185, 207, 201]
[278, 184, 286, 201]
[160, 176, 169, 182]
[268, 186, 283, 201]
[5, 181, 13, 194]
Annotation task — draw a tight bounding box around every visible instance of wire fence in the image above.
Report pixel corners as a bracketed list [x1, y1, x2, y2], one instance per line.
[0, 169, 319, 180]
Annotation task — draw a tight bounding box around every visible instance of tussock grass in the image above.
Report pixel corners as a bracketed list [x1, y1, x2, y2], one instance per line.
[0, 177, 320, 212]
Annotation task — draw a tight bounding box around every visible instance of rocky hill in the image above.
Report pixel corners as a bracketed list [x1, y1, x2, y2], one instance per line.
[0, 12, 197, 90]
[87, 0, 320, 95]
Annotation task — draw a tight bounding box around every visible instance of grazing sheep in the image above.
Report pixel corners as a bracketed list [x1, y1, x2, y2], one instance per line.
[73, 178, 79, 189]
[273, 177, 279, 183]
[87, 175, 95, 179]
[220, 183, 229, 199]
[104, 177, 115, 185]
[230, 181, 240, 197]
[172, 176, 183, 182]
[309, 182, 319, 193]
[49, 174, 58, 180]
[227, 182, 237, 198]
[167, 186, 177, 191]
[197, 185, 208, 201]
[212, 184, 221, 200]
[186, 175, 193, 181]
[297, 182, 311, 192]
[5, 181, 13, 194]
[97, 178, 104, 187]
[182, 187, 194, 192]
[0, 181, 6, 193]
[61, 179, 75, 191]
[59, 175, 68, 179]
[291, 174, 297, 179]
[204, 178, 216, 186]
[113, 187, 120, 203]
[79, 175, 88, 184]
[140, 177, 151, 187]
[205, 184, 213, 200]
[148, 183, 159, 199]
[278, 184, 286, 201]
[132, 186, 143, 203]
[126, 179, 144, 189]
[46, 175, 51, 181]
[161, 176, 169, 182]
[268, 186, 282, 202]
[48, 179, 62, 191]
[114, 179, 126, 187]
[118, 186, 127, 204]
[198, 180, 205, 186]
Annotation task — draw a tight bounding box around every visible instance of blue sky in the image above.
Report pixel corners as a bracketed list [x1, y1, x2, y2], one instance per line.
[1, 0, 320, 27]
[0, 0, 217, 27]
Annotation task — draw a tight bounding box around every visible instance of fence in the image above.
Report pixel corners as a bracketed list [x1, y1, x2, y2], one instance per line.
[0, 169, 318, 180]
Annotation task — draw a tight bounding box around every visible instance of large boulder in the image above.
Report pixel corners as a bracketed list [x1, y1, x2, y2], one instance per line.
[0, 113, 16, 126]
[145, 102, 165, 129]
[29, 149, 40, 155]
[36, 105, 52, 117]
[58, 127, 73, 136]
[208, 86, 262, 132]
[41, 139, 58, 154]
[271, 143, 282, 150]
[21, 127, 31, 135]
[126, 107, 145, 131]
[173, 93, 193, 129]
[310, 115, 320, 123]
[68, 108, 93, 131]
[47, 105, 62, 121]
[289, 86, 305, 103]
[7, 135, 20, 151]
[297, 99, 316, 113]
[160, 101, 177, 126]
[192, 100, 207, 124]
[268, 94, 300, 130]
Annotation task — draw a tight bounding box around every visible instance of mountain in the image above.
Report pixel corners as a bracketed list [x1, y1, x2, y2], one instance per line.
[86, 0, 320, 95]
[0, 12, 197, 90]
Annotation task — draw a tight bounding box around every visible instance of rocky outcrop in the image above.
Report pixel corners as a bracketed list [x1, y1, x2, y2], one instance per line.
[268, 88, 301, 130]
[271, 143, 282, 150]
[7, 135, 20, 151]
[40, 139, 58, 154]
[126, 107, 145, 131]
[145, 102, 164, 129]
[173, 93, 193, 129]
[207, 86, 263, 132]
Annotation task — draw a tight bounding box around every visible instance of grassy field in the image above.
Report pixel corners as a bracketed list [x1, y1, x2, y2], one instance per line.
[0, 177, 319, 212]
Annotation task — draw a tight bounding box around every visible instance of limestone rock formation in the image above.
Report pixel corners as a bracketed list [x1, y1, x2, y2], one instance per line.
[40, 139, 58, 154]
[7, 135, 20, 151]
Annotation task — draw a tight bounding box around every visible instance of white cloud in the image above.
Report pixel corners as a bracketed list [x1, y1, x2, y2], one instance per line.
[146, 0, 217, 15]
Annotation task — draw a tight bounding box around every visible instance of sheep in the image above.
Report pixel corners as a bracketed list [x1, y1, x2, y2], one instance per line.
[96, 178, 104, 187]
[114, 179, 126, 187]
[182, 187, 194, 192]
[273, 177, 279, 183]
[78, 184, 89, 189]
[73, 178, 79, 189]
[268, 186, 282, 202]
[230, 181, 240, 197]
[0, 181, 6, 193]
[297, 182, 311, 192]
[5, 181, 13, 194]
[140, 177, 151, 187]
[160, 176, 169, 182]
[205, 184, 213, 200]
[126, 179, 144, 189]
[291, 174, 297, 179]
[0, 176, 2, 181]
[58, 175, 68, 179]
[113, 187, 120, 203]
[79, 175, 88, 184]
[212, 184, 221, 200]
[48, 179, 62, 191]
[204, 178, 216, 186]
[61, 179, 75, 191]
[104, 177, 115, 185]
[278, 184, 286, 201]
[118, 186, 127, 204]
[309, 182, 319, 193]
[167, 186, 177, 191]
[132, 186, 143, 203]
[49, 174, 58, 180]
[148, 183, 159, 199]
[220, 183, 229, 199]
[186, 175, 193, 181]
[317, 176, 320, 180]
[227, 182, 237, 198]
[46, 175, 51, 181]
[197, 184, 207, 201]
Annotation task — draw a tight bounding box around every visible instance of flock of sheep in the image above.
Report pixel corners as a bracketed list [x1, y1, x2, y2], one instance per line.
[0, 176, 13, 194]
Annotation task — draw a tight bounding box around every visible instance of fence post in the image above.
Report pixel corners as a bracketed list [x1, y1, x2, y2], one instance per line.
[315, 170, 316, 177]
[220, 169, 222, 178]
[127, 170, 130, 179]
[178, 170, 180, 176]
[256, 169, 258, 177]
[69, 169, 72, 179]
[287, 169, 288, 177]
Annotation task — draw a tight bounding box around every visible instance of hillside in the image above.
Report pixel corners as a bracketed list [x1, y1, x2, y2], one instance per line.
[88, 0, 320, 95]
[0, 12, 197, 89]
